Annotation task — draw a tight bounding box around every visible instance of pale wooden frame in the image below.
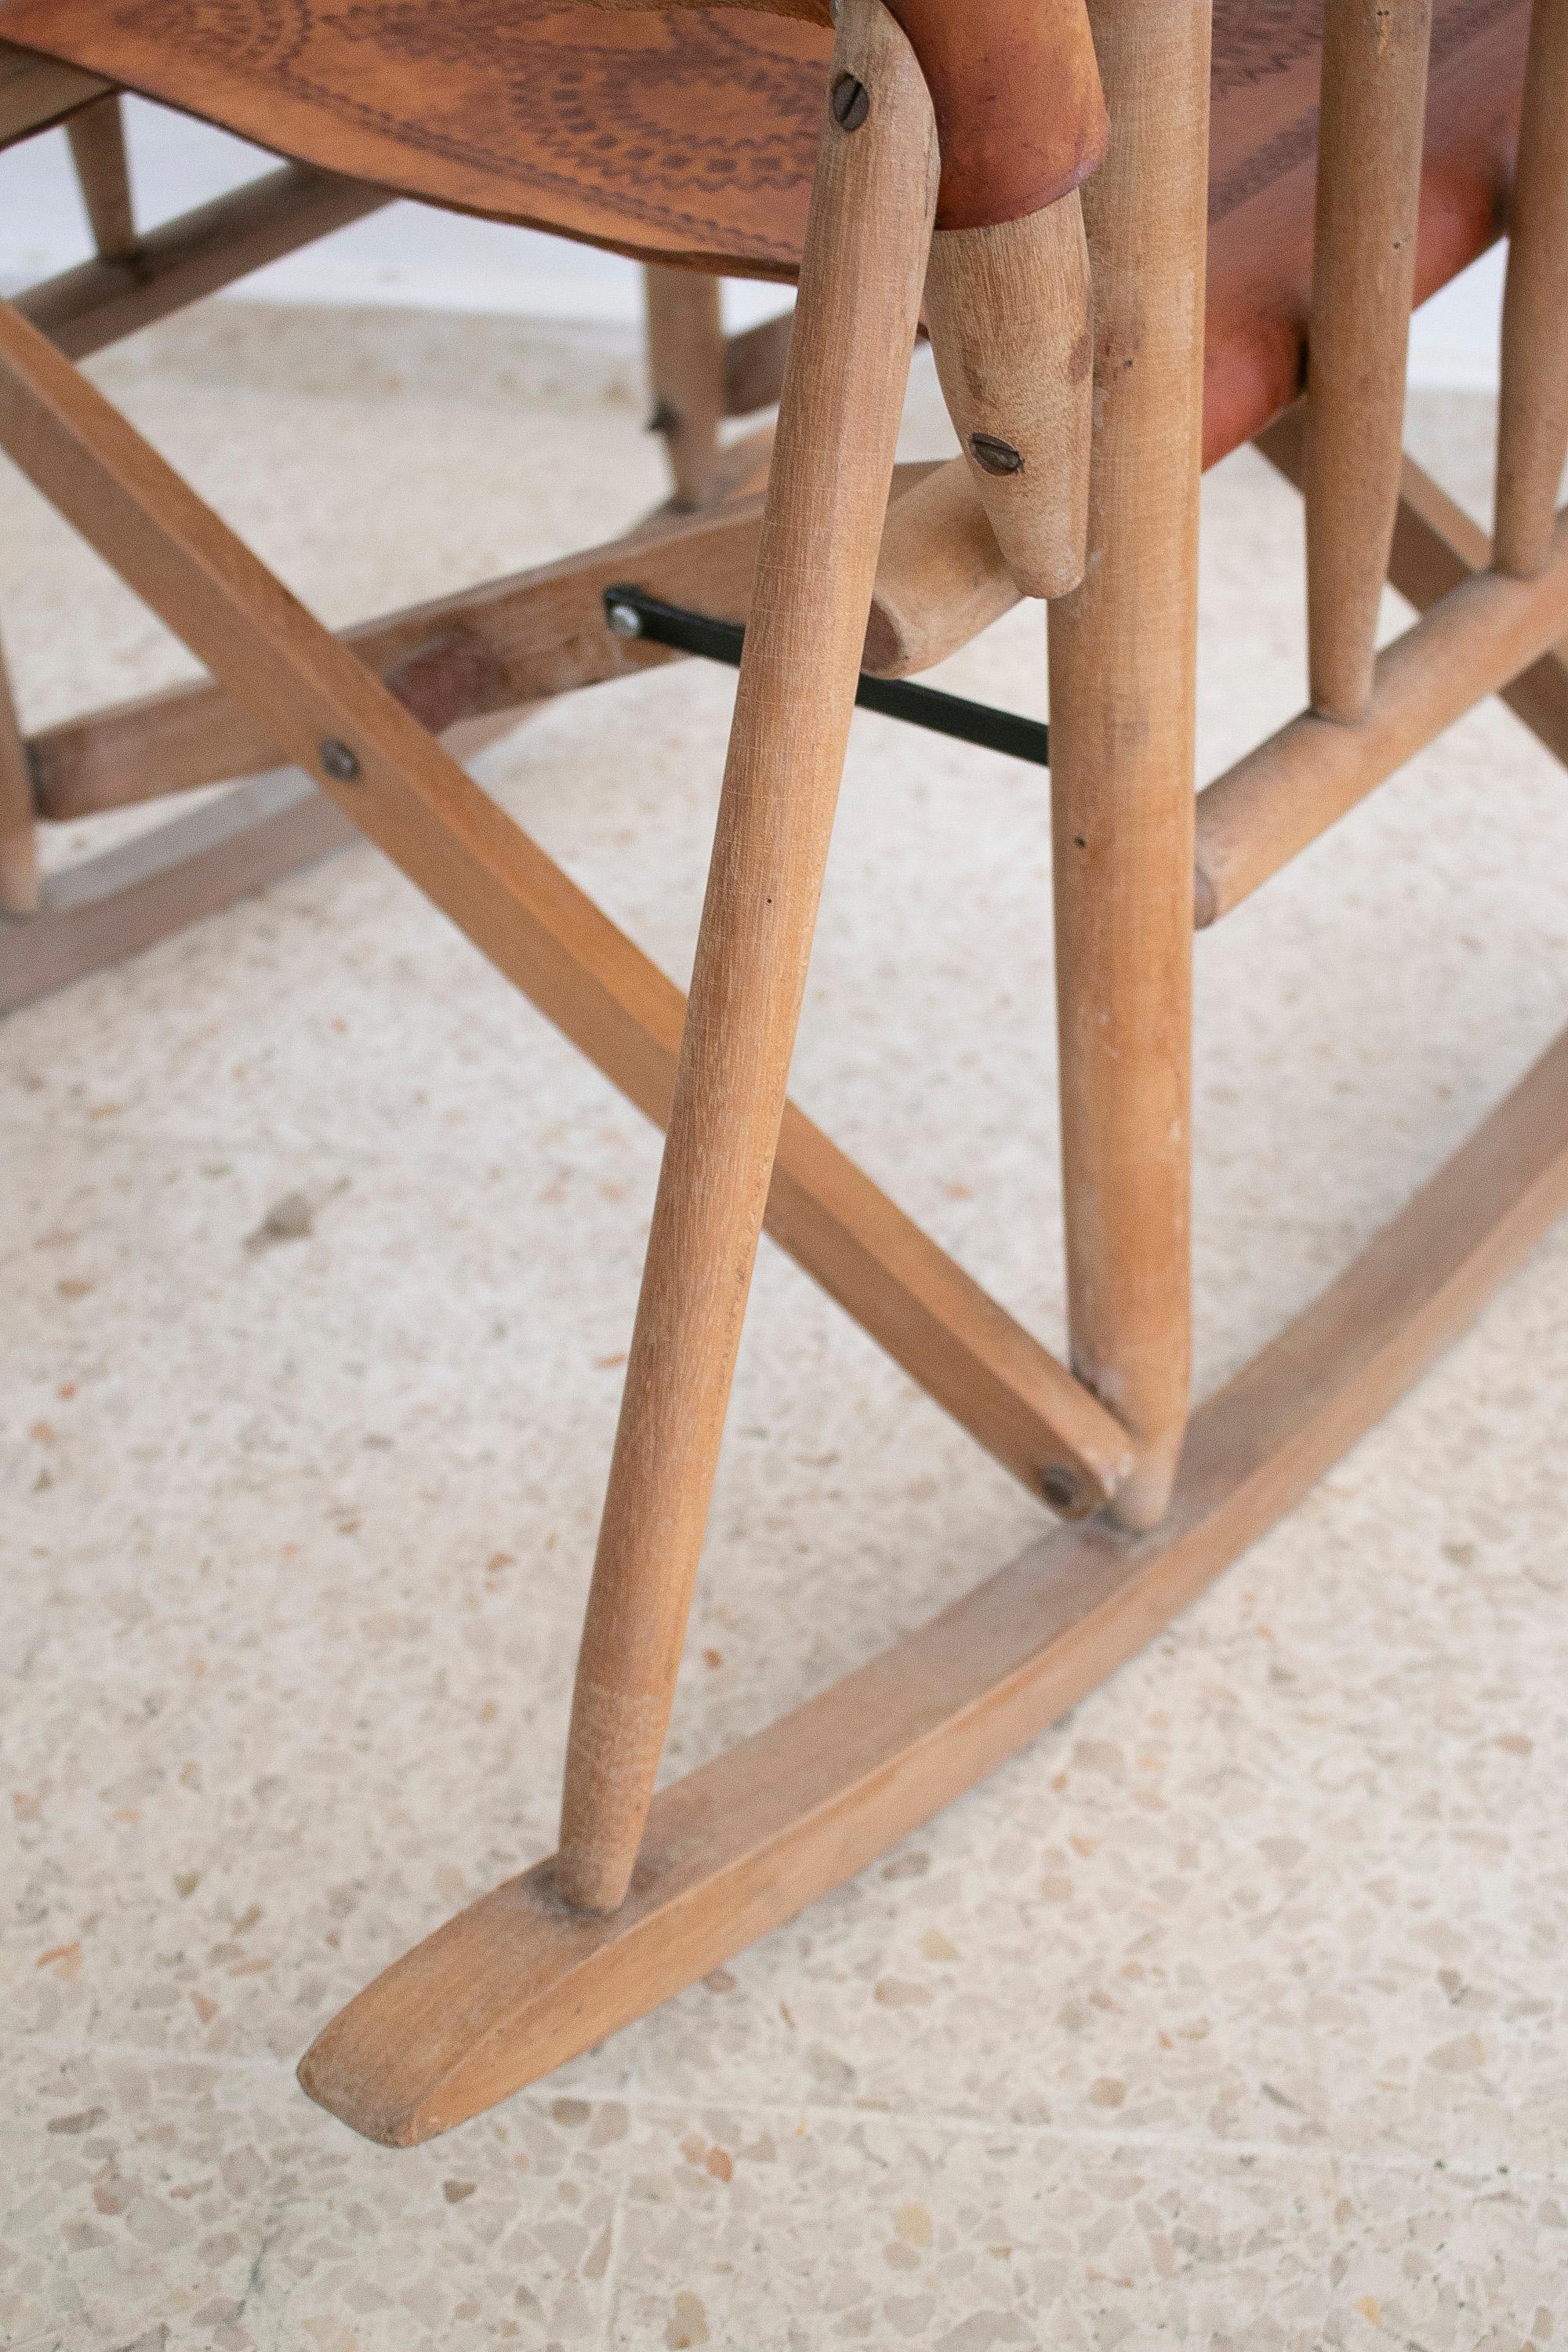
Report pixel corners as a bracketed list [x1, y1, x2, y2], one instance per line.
[0, 0, 1563, 2149]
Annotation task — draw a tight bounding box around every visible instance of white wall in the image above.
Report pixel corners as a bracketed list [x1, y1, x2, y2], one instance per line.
[0, 94, 1503, 381]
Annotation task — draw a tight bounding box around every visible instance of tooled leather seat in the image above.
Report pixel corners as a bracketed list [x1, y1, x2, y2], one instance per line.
[0, 0, 1530, 465]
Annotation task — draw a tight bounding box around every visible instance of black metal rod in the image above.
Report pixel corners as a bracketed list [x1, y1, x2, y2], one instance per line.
[603, 585, 1048, 769]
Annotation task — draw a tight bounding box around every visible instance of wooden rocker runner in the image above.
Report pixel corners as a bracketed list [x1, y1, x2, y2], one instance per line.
[2, 0, 1564, 2144]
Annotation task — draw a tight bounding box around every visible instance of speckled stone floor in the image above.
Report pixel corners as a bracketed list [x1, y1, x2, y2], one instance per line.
[3, 303, 1566, 2350]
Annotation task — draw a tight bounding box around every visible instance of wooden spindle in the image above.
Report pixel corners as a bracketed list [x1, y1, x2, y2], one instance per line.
[556, 0, 938, 1916]
[1494, 0, 1568, 581]
[65, 90, 137, 262]
[643, 264, 726, 510]
[1305, 0, 1432, 722]
[1047, 0, 1211, 1531]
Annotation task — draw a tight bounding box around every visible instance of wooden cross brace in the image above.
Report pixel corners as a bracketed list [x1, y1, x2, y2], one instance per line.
[0, 296, 1133, 1515]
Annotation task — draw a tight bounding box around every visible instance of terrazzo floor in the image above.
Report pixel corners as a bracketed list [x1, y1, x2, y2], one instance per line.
[3, 299, 1566, 2350]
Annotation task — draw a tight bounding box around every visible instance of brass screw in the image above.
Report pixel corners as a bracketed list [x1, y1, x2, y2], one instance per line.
[1040, 1465, 1081, 1513]
[970, 432, 1025, 477]
[318, 738, 361, 782]
[831, 73, 870, 130]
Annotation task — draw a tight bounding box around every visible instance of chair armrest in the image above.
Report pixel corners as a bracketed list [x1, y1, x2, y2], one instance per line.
[887, 0, 1106, 230]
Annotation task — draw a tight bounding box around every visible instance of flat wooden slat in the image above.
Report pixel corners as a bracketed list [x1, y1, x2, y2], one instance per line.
[0, 774, 354, 1013]
[16, 162, 393, 363]
[28, 494, 765, 818]
[299, 1012, 1568, 2144]
[0, 39, 107, 149]
[0, 293, 1131, 1513]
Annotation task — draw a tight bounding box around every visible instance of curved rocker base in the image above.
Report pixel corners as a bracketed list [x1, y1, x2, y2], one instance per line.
[299, 1024, 1568, 2146]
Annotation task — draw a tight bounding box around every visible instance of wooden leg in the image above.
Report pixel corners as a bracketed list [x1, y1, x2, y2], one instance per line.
[1493, 0, 1568, 583]
[554, 0, 939, 1917]
[31, 457, 941, 821]
[643, 264, 726, 510]
[0, 626, 38, 915]
[28, 485, 786, 818]
[0, 772, 354, 1008]
[64, 90, 137, 262]
[1046, 0, 1210, 1532]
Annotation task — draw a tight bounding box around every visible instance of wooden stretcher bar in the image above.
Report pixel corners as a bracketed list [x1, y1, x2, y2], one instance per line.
[1194, 505, 1568, 924]
[28, 459, 944, 821]
[17, 162, 395, 362]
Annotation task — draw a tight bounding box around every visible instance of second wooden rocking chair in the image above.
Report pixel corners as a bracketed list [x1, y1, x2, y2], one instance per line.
[1, 0, 1563, 2146]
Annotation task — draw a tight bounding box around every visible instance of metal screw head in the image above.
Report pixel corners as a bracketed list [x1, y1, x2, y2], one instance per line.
[1040, 1465, 1082, 1514]
[606, 600, 644, 641]
[318, 737, 361, 782]
[970, 431, 1025, 477]
[831, 72, 870, 130]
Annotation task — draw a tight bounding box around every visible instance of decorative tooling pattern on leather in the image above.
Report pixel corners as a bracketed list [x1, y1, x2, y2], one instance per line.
[0, 0, 1529, 458]
[1, 1, 834, 271]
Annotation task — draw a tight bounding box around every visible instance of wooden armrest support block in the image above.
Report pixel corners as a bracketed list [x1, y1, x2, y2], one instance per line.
[924, 196, 1094, 599]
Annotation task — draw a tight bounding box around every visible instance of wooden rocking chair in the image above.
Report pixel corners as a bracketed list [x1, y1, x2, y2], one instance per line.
[1, 0, 1563, 2147]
